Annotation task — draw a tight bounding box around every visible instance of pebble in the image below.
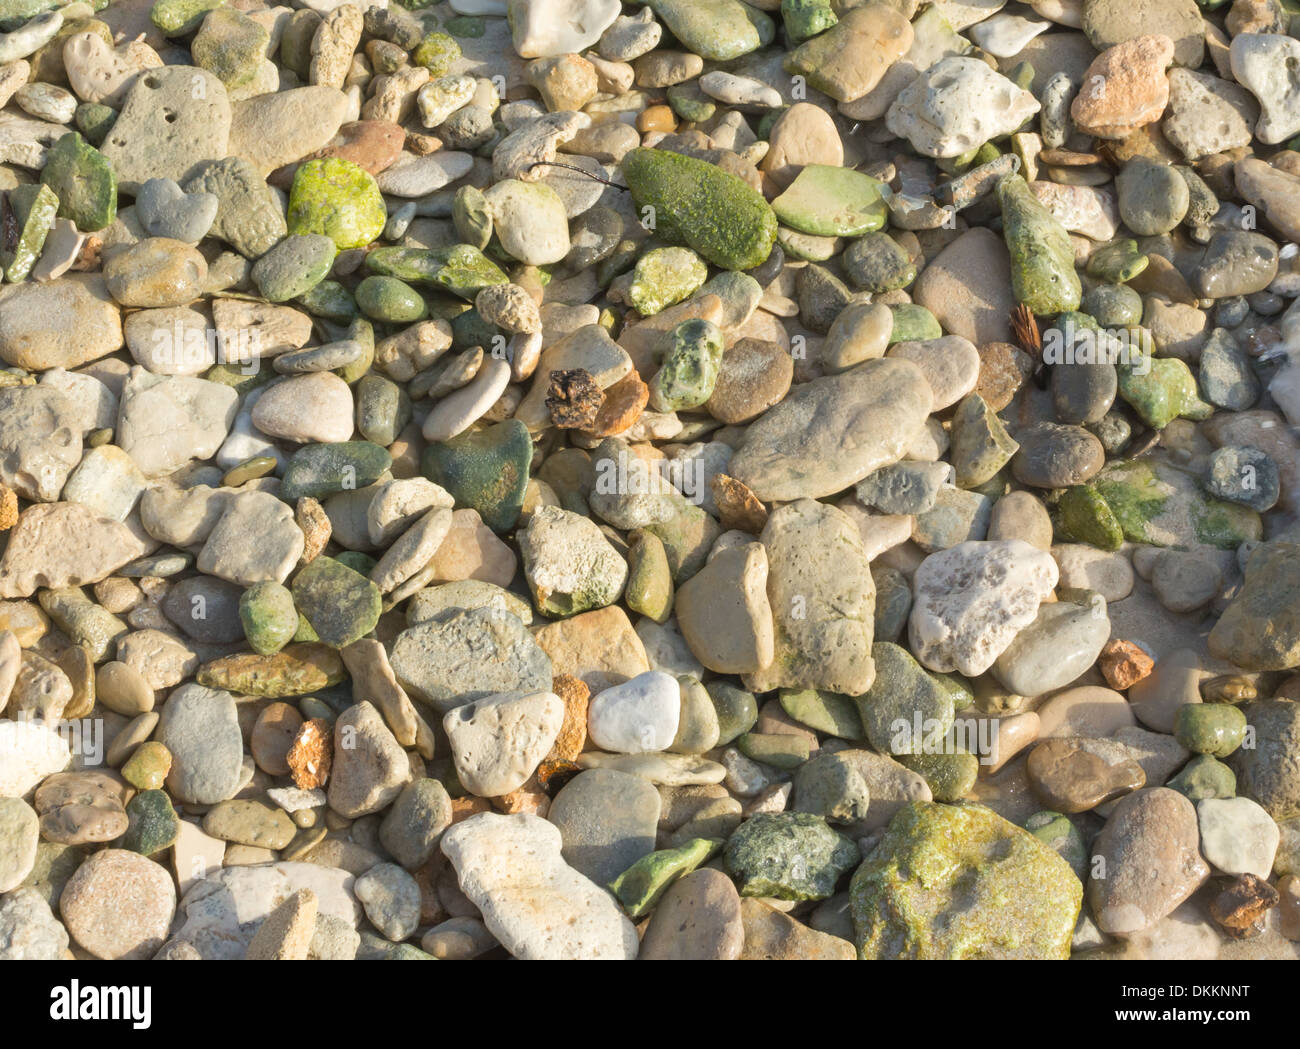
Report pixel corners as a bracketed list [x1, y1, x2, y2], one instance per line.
[1198, 797, 1279, 878]
[60, 848, 176, 960]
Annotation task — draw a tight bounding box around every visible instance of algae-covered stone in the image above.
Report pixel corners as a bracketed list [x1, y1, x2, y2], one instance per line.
[887, 303, 941, 343]
[412, 31, 460, 75]
[1117, 350, 1213, 430]
[648, 318, 725, 412]
[191, 8, 269, 90]
[855, 642, 955, 756]
[0, 184, 59, 283]
[771, 165, 887, 238]
[1210, 542, 1300, 671]
[607, 837, 719, 919]
[779, 688, 864, 740]
[898, 751, 979, 802]
[1167, 754, 1237, 802]
[949, 393, 1018, 489]
[40, 132, 116, 233]
[621, 148, 777, 271]
[1091, 458, 1260, 551]
[1057, 484, 1124, 550]
[724, 812, 857, 901]
[120, 742, 172, 792]
[152, 0, 224, 35]
[291, 556, 382, 649]
[366, 245, 508, 300]
[518, 505, 627, 618]
[355, 276, 425, 324]
[421, 419, 532, 534]
[782, 0, 836, 43]
[644, 0, 771, 61]
[628, 247, 707, 316]
[997, 174, 1080, 316]
[793, 752, 870, 823]
[122, 790, 178, 856]
[851, 801, 1082, 958]
[197, 643, 347, 696]
[238, 580, 299, 655]
[287, 158, 386, 251]
[280, 441, 392, 500]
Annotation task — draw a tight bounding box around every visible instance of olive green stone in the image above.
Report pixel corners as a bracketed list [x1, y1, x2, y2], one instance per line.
[203, 799, 296, 849]
[782, 0, 836, 42]
[737, 731, 811, 769]
[367, 244, 508, 299]
[725, 811, 857, 900]
[287, 157, 387, 251]
[221, 455, 276, 487]
[872, 564, 912, 642]
[280, 441, 392, 500]
[1082, 283, 1143, 327]
[779, 688, 864, 740]
[1, 183, 58, 283]
[122, 790, 179, 856]
[297, 279, 357, 322]
[451, 185, 492, 250]
[198, 643, 347, 696]
[1167, 754, 1237, 801]
[771, 164, 887, 237]
[887, 303, 941, 343]
[706, 681, 758, 746]
[444, 15, 484, 37]
[1175, 703, 1247, 757]
[792, 752, 870, 823]
[950, 393, 1019, 489]
[852, 802, 1082, 958]
[997, 173, 1081, 316]
[621, 147, 777, 271]
[644, 0, 772, 61]
[356, 373, 411, 447]
[843, 231, 915, 292]
[421, 419, 532, 533]
[898, 751, 980, 802]
[628, 246, 707, 316]
[624, 529, 673, 624]
[356, 275, 427, 323]
[238, 580, 299, 656]
[412, 31, 460, 75]
[38, 588, 126, 663]
[1092, 458, 1261, 550]
[648, 318, 725, 412]
[335, 316, 375, 385]
[75, 102, 116, 147]
[855, 642, 955, 756]
[120, 742, 172, 791]
[151, 0, 224, 35]
[1085, 239, 1148, 283]
[642, 503, 721, 582]
[1117, 350, 1213, 430]
[1057, 484, 1124, 550]
[607, 837, 720, 919]
[1023, 809, 1088, 879]
[251, 233, 335, 303]
[191, 8, 268, 89]
[291, 556, 382, 649]
[666, 82, 716, 123]
[40, 132, 116, 233]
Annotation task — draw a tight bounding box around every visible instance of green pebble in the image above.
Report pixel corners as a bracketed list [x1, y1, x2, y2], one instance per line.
[335, 316, 375, 385]
[624, 529, 674, 624]
[1023, 810, 1088, 879]
[706, 681, 758, 746]
[40, 131, 116, 233]
[1117, 349, 1213, 430]
[0, 183, 58, 283]
[1085, 239, 1148, 283]
[74, 102, 116, 147]
[191, 8, 269, 89]
[644, 0, 771, 61]
[843, 231, 916, 292]
[367, 244, 508, 299]
[451, 185, 492, 250]
[287, 157, 387, 251]
[122, 790, 179, 856]
[356, 275, 427, 322]
[222, 455, 276, 487]
[421, 419, 532, 533]
[197, 643, 347, 697]
[251, 233, 335, 302]
[280, 441, 392, 500]
[666, 82, 716, 123]
[1082, 283, 1144, 327]
[1167, 754, 1237, 801]
[724, 811, 857, 901]
[1057, 484, 1124, 550]
[627, 246, 707, 316]
[778, 688, 864, 740]
[998, 173, 1081, 316]
[771, 164, 887, 237]
[887, 303, 941, 343]
[297, 279, 357, 322]
[291, 556, 382, 649]
[781, 0, 837, 43]
[899, 751, 980, 802]
[120, 742, 171, 791]
[151, 0, 224, 35]
[239, 581, 299, 655]
[855, 642, 955, 756]
[607, 838, 720, 919]
[736, 731, 810, 769]
[648, 317, 725, 412]
[356, 373, 411, 447]
[443, 14, 484, 37]
[792, 752, 870, 823]
[950, 393, 1019, 489]
[412, 31, 460, 75]
[1174, 704, 1247, 757]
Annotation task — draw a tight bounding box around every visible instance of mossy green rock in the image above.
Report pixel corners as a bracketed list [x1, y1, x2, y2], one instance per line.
[644, 0, 772, 60]
[75, 102, 116, 147]
[855, 642, 955, 756]
[852, 802, 1082, 958]
[197, 643, 346, 696]
[287, 158, 386, 251]
[782, 0, 837, 43]
[1, 183, 58, 283]
[771, 164, 887, 237]
[40, 132, 116, 233]
[621, 148, 777, 271]
[1167, 754, 1237, 801]
[997, 173, 1081, 316]
[356, 373, 410, 447]
[706, 681, 758, 746]
[297, 279, 357, 323]
[251, 233, 335, 303]
[412, 31, 460, 74]
[1091, 458, 1260, 550]
[291, 556, 382, 649]
[724, 811, 857, 900]
[1057, 484, 1124, 550]
[624, 530, 673, 623]
[779, 687, 864, 740]
[367, 244, 508, 299]
[607, 837, 720, 919]
[122, 789, 179, 856]
[648, 318, 725, 412]
[1175, 703, 1247, 757]
[239, 581, 298, 655]
[151, 0, 224, 35]
[421, 419, 532, 533]
[900, 751, 980, 802]
[121, 742, 172, 791]
[1117, 351, 1212, 430]
[1085, 239, 1148, 283]
[191, 8, 268, 88]
[356, 275, 427, 323]
[281, 441, 392, 500]
[628, 246, 707, 316]
[887, 303, 941, 343]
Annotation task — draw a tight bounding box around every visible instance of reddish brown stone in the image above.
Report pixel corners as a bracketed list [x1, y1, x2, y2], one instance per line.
[546, 368, 604, 429]
[1210, 873, 1279, 938]
[546, 673, 589, 762]
[711, 473, 768, 534]
[1098, 639, 1155, 690]
[286, 718, 332, 790]
[582, 370, 648, 437]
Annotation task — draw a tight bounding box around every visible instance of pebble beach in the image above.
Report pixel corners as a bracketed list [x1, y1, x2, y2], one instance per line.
[0, 0, 1297, 964]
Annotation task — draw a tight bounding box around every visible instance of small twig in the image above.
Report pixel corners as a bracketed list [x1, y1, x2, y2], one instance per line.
[526, 161, 629, 189]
